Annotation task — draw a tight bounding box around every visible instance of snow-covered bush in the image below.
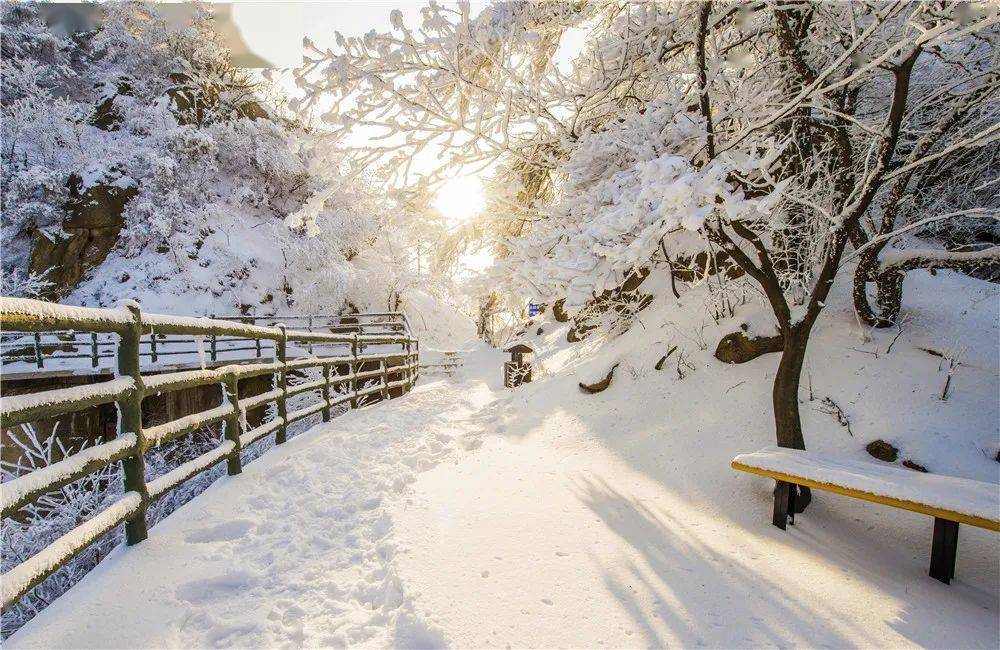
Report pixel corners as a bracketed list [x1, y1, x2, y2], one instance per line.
[505, 99, 782, 311]
[0, 423, 126, 634]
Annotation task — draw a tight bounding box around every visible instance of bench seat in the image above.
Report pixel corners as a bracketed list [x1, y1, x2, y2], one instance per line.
[732, 446, 1000, 584]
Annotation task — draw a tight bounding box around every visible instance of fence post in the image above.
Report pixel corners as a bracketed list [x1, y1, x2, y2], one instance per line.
[380, 359, 389, 402]
[91, 332, 99, 368]
[33, 332, 43, 368]
[414, 338, 420, 383]
[276, 324, 288, 444]
[350, 333, 359, 409]
[149, 332, 158, 363]
[307, 315, 314, 355]
[209, 314, 218, 363]
[405, 338, 412, 390]
[118, 303, 149, 546]
[321, 363, 331, 421]
[222, 373, 242, 475]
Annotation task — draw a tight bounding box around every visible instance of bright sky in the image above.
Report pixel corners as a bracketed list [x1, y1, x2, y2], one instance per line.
[227, 1, 493, 268]
[228, 1, 488, 65]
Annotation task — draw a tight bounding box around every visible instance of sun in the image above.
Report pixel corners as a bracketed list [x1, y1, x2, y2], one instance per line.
[434, 177, 486, 226]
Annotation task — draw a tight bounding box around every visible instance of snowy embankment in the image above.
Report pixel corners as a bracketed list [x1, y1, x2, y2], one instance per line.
[9, 269, 999, 648]
[389, 268, 998, 648]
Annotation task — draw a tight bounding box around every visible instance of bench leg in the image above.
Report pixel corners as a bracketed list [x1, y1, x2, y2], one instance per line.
[772, 481, 797, 530]
[929, 518, 959, 584]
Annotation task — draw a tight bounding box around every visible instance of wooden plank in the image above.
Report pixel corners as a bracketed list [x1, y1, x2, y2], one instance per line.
[731, 460, 1000, 531]
[1, 434, 138, 518]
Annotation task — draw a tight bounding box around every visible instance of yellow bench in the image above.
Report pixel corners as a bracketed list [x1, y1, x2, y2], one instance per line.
[732, 446, 1000, 584]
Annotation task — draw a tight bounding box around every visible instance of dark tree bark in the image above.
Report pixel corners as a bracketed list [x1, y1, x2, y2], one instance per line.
[852, 249, 898, 328]
[875, 247, 1000, 323]
[772, 328, 807, 451]
[771, 326, 813, 510]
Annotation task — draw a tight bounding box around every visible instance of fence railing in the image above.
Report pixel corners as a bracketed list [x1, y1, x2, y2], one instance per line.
[0, 311, 413, 372]
[0, 298, 419, 612]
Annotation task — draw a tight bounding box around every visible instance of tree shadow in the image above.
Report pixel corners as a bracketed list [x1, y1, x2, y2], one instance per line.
[572, 474, 943, 648]
[443, 358, 999, 646]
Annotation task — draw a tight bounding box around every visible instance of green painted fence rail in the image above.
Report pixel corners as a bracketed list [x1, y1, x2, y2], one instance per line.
[0, 297, 419, 612]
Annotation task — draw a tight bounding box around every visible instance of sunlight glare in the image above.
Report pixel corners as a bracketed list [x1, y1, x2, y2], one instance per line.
[458, 247, 494, 274]
[434, 177, 486, 226]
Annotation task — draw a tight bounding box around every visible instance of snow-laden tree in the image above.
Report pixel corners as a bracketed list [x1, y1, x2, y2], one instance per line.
[848, 32, 999, 326]
[299, 1, 999, 472]
[1, 2, 92, 292]
[294, 1, 599, 221]
[2, 2, 426, 317]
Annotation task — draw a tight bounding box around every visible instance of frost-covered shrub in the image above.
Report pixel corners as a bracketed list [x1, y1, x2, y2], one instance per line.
[0, 420, 268, 638]
[1, 424, 126, 635]
[1, 3, 90, 275]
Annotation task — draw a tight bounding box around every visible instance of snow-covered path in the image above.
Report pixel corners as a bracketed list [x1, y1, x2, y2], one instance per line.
[392, 365, 999, 648]
[8, 357, 497, 649]
[9, 338, 999, 649]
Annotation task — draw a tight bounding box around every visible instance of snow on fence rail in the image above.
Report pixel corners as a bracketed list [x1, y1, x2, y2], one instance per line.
[0, 306, 414, 373]
[0, 297, 420, 612]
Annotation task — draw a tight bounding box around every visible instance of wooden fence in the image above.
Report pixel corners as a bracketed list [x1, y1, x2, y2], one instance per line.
[0, 298, 419, 612]
[1, 311, 411, 375]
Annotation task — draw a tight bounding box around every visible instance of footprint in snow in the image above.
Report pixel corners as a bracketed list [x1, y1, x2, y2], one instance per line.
[175, 571, 258, 603]
[185, 519, 255, 543]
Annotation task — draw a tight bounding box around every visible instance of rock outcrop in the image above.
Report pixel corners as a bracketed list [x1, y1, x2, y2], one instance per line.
[29, 176, 136, 297]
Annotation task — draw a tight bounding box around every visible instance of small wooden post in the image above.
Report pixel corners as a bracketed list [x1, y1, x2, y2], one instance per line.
[91, 332, 99, 367]
[149, 332, 158, 363]
[350, 333, 359, 409]
[222, 374, 242, 475]
[209, 314, 218, 363]
[33, 332, 43, 368]
[118, 303, 149, 545]
[503, 344, 534, 388]
[405, 338, 412, 390]
[276, 324, 288, 444]
[307, 315, 314, 355]
[929, 518, 959, 583]
[380, 359, 389, 401]
[321, 363, 332, 421]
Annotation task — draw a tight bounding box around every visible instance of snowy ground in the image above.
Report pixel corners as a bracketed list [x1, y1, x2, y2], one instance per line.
[8, 270, 999, 649]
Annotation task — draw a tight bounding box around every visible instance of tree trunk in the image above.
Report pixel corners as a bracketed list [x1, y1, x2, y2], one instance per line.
[771, 327, 812, 511]
[772, 330, 807, 450]
[852, 251, 897, 328]
[868, 246, 1000, 328]
[875, 269, 905, 325]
